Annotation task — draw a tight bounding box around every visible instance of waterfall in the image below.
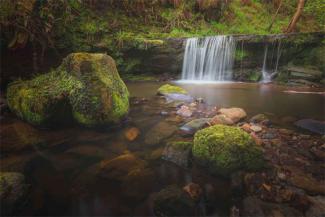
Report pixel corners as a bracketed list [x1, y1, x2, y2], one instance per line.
[261, 40, 282, 83]
[181, 35, 236, 82]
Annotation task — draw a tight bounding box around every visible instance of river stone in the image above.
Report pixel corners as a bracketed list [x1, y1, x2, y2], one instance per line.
[153, 185, 196, 217]
[144, 121, 177, 145]
[157, 84, 187, 95]
[162, 141, 193, 168]
[250, 114, 269, 123]
[295, 119, 325, 135]
[218, 107, 247, 123]
[180, 118, 210, 134]
[0, 172, 29, 215]
[250, 125, 262, 133]
[176, 105, 192, 117]
[193, 125, 265, 176]
[209, 114, 234, 126]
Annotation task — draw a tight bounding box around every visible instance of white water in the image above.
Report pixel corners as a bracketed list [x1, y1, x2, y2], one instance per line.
[180, 36, 236, 82]
[261, 40, 282, 83]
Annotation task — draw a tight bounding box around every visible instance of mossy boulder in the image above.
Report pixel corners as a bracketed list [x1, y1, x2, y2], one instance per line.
[6, 53, 129, 127]
[61, 53, 129, 126]
[192, 125, 265, 176]
[157, 84, 187, 95]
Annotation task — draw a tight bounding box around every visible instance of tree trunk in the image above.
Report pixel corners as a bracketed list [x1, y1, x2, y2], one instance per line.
[285, 0, 305, 33]
[267, 0, 282, 32]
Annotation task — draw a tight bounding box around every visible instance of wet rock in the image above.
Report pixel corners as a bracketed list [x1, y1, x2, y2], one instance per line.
[124, 127, 140, 141]
[242, 196, 303, 217]
[192, 125, 265, 176]
[250, 114, 269, 123]
[183, 183, 203, 201]
[305, 196, 325, 217]
[145, 122, 177, 145]
[180, 118, 210, 134]
[250, 132, 263, 145]
[250, 125, 262, 133]
[121, 168, 155, 201]
[98, 153, 147, 181]
[157, 84, 187, 95]
[176, 105, 192, 117]
[295, 119, 325, 135]
[284, 166, 325, 195]
[153, 185, 196, 217]
[147, 147, 164, 161]
[0, 172, 29, 215]
[162, 141, 192, 168]
[218, 107, 247, 123]
[209, 114, 234, 126]
[0, 121, 44, 153]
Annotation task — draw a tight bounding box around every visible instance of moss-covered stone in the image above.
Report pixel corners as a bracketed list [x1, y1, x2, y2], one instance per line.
[6, 52, 129, 127]
[192, 125, 265, 176]
[157, 84, 187, 95]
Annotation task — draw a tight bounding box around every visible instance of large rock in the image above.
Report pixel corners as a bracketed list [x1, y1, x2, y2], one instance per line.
[153, 185, 196, 217]
[218, 107, 247, 123]
[0, 172, 29, 215]
[7, 53, 129, 127]
[192, 125, 265, 176]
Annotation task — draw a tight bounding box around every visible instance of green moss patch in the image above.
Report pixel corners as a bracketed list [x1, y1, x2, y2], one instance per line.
[157, 84, 187, 95]
[193, 124, 265, 176]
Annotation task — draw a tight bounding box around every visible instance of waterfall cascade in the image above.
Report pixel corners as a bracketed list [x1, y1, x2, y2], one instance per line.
[261, 40, 282, 83]
[181, 35, 236, 82]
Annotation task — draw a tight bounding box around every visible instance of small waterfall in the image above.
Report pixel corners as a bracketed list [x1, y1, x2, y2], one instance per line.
[181, 35, 236, 82]
[261, 40, 282, 83]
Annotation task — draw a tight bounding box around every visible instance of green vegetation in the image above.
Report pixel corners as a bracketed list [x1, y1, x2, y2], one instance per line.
[192, 124, 265, 176]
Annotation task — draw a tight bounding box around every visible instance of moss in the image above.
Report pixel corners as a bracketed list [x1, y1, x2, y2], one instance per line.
[7, 52, 129, 127]
[168, 141, 193, 151]
[192, 124, 265, 176]
[157, 84, 187, 95]
[235, 49, 248, 61]
[122, 73, 157, 81]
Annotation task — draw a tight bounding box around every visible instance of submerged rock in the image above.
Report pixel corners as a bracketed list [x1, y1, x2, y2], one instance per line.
[124, 127, 140, 141]
[180, 118, 210, 134]
[250, 114, 269, 123]
[7, 53, 129, 127]
[295, 119, 325, 135]
[0, 172, 29, 215]
[183, 183, 203, 202]
[157, 84, 187, 95]
[153, 185, 196, 217]
[162, 141, 193, 168]
[98, 153, 147, 181]
[218, 107, 247, 123]
[242, 196, 302, 217]
[144, 121, 177, 145]
[192, 125, 265, 176]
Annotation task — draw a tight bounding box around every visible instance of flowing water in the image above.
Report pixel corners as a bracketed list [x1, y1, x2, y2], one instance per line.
[1, 82, 324, 216]
[261, 40, 282, 83]
[181, 36, 236, 82]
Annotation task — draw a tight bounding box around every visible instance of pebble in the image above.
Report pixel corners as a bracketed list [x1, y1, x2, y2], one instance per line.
[250, 125, 262, 133]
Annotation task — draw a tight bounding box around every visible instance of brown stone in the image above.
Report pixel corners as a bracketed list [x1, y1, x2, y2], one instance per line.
[125, 127, 140, 141]
[183, 183, 203, 201]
